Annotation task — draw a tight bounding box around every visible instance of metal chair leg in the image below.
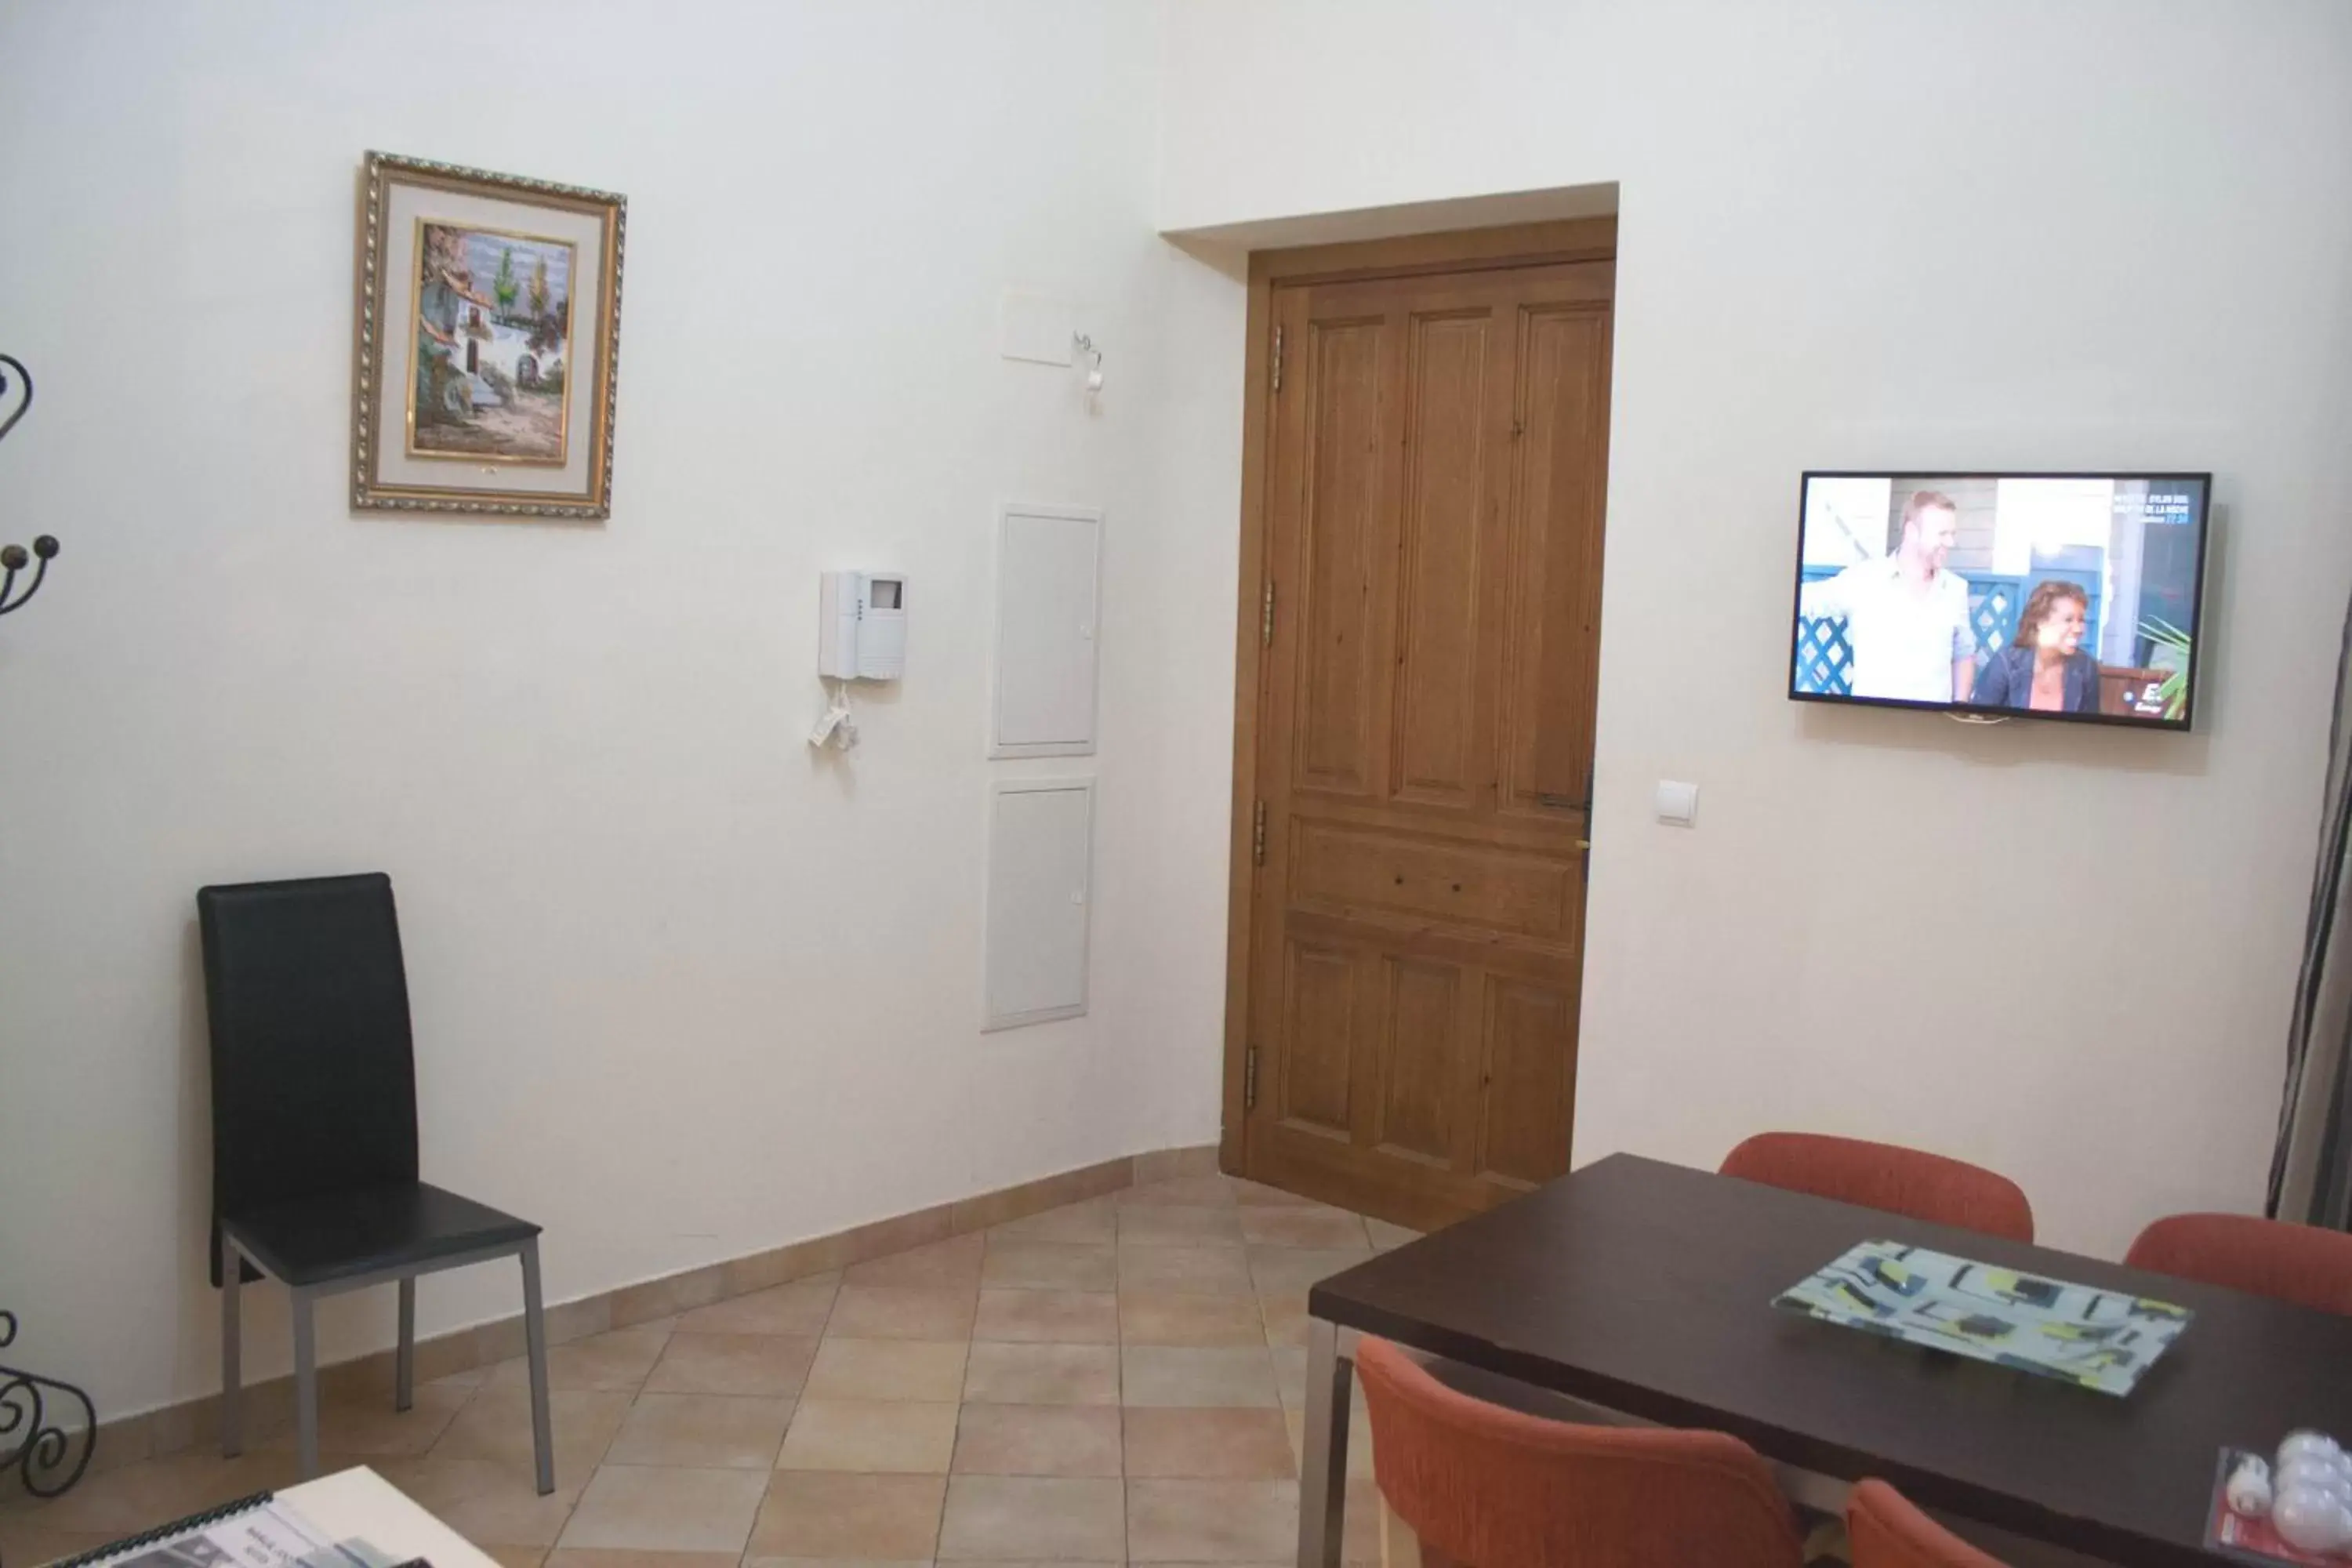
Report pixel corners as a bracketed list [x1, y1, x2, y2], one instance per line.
[519, 1239, 554, 1495]
[291, 1287, 321, 1479]
[220, 1233, 243, 1457]
[396, 1276, 416, 1413]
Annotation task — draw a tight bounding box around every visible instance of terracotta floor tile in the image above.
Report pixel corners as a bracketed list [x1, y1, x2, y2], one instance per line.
[1231, 1179, 1325, 1207]
[1342, 1475, 1388, 1563]
[26, 1178, 1382, 1568]
[1122, 1345, 1279, 1409]
[989, 1198, 1118, 1244]
[603, 1393, 792, 1469]
[1125, 1478, 1298, 1562]
[673, 1278, 839, 1337]
[777, 1399, 960, 1474]
[1124, 1408, 1297, 1479]
[1283, 1406, 1376, 1479]
[486, 1328, 672, 1395]
[642, 1334, 817, 1399]
[10, 1450, 307, 1534]
[978, 1241, 1116, 1293]
[1258, 1293, 1309, 1348]
[972, 1288, 1118, 1345]
[543, 1552, 739, 1568]
[1237, 1207, 1372, 1250]
[0, 1512, 119, 1568]
[804, 1338, 971, 1403]
[259, 1380, 473, 1457]
[950, 1404, 1121, 1476]
[936, 1475, 1124, 1561]
[748, 1472, 946, 1559]
[431, 1385, 635, 1475]
[1119, 1291, 1268, 1347]
[825, 1286, 977, 1341]
[1245, 1247, 1373, 1298]
[556, 1464, 768, 1553]
[1271, 1347, 1308, 1412]
[1116, 1246, 1256, 1298]
[843, 1236, 984, 1290]
[1117, 1176, 1241, 1207]
[961, 1342, 1120, 1406]
[1116, 1204, 1246, 1247]
[371, 1457, 586, 1548]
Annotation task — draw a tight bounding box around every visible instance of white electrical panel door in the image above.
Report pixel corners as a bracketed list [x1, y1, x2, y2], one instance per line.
[991, 505, 1102, 758]
[983, 778, 1094, 1031]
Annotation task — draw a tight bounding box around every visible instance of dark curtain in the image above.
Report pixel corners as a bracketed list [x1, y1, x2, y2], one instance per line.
[2271, 601, 2352, 1229]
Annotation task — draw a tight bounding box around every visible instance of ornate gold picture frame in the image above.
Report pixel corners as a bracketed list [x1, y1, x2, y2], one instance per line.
[350, 151, 626, 519]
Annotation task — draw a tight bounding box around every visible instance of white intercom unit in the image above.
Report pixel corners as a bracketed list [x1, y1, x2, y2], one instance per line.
[818, 571, 907, 681]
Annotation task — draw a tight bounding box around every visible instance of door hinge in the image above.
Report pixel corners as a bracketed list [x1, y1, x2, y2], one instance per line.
[1261, 579, 1276, 647]
[1252, 799, 1268, 866]
[1244, 1044, 1259, 1112]
[1271, 325, 1283, 394]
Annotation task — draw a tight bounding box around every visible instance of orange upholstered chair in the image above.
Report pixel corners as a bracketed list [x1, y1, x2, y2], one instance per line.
[1719, 1132, 2035, 1243]
[1353, 1336, 1806, 1568]
[2124, 1213, 2352, 1316]
[1846, 1479, 2009, 1567]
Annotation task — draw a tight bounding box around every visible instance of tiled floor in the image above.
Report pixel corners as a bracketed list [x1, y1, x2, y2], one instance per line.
[0, 1174, 1422, 1567]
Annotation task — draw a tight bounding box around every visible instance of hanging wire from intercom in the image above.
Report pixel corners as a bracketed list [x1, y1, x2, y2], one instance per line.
[808, 677, 859, 751]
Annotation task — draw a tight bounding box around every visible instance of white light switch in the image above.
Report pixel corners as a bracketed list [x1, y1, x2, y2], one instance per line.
[1655, 780, 1699, 827]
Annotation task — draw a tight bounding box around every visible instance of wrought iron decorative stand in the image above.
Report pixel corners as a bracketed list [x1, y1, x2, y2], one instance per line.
[0, 353, 61, 616]
[0, 356, 87, 1559]
[0, 1309, 97, 1501]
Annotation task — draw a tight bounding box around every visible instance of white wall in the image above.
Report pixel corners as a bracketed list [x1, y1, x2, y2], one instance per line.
[0, 0, 1220, 1421]
[1158, 0, 2352, 1257]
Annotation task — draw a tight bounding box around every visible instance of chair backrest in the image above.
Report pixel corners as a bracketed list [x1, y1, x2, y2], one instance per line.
[2124, 1212, 2352, 1316]
[199, 873, 419, 1281]
[1719, 1132, 2035, 1242]
[1353, 1336, 1805, 1568]
[1847, 1478, 2009, 1568]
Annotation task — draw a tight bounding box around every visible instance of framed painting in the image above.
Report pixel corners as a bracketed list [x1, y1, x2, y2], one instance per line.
[350, 151, 626, 519]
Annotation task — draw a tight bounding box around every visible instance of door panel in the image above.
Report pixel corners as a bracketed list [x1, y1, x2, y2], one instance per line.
[1296, 321, 1387, 795]
[1289, 821, 1577, 938]
[1478, 976, 1577, 1187]
[1502, 303, 1612, 820]
[1246, 259, 1613, 1228]
[1392, 310, 1492, 806]
[1279, 938, 1359, 1137]
[1374, 958, 1459, 1166]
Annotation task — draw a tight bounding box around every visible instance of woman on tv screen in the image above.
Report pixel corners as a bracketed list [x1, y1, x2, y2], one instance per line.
[1972, 580, 2100, 714]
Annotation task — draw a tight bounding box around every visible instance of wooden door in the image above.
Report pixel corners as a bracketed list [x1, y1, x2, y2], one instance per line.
[1239, 255, 1613, 1230]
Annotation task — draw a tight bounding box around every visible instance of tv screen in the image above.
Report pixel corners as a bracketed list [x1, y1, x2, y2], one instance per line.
[1788, 471, 2210, 730]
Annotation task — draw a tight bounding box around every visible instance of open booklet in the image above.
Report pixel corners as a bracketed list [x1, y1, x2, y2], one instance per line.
[56, 1491, 425, 1568]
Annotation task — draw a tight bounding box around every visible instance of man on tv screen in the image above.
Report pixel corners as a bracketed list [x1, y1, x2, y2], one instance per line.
[1797, 489, 1976, 703]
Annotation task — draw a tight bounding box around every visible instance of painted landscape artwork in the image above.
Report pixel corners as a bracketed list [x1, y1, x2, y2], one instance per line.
[408, 221, 575, 464]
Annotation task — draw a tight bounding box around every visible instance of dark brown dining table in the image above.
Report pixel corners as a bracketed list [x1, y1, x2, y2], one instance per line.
[1298, 1152, 2352, 1567]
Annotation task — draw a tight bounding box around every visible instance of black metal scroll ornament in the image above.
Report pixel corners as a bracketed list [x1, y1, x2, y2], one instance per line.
[0, 1308, 96, 1503]
[0, 354, 60, 616]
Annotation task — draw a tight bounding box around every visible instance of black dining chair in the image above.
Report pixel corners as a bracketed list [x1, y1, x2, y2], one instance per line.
[200, 872, 553, 1490]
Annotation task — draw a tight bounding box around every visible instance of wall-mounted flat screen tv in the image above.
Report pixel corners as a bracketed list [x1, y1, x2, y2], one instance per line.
[1788, 472, 2211, 731]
